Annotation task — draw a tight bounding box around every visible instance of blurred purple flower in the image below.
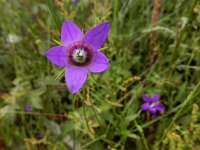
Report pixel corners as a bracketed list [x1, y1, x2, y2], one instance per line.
[46, 20, 110, 94]
[24, 104, 32, 112]
[72, 0, 78, 5]
[141, 93, 165, 115]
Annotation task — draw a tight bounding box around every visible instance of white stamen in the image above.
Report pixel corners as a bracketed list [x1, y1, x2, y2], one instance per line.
[78, 50, 84, 57]
[150, 103, 156, 108]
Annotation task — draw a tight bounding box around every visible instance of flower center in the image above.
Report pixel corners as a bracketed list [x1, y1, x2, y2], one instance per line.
[72, 49, 87, 63]
[150, 103, 156, 108]
[66, 41, 94, 67]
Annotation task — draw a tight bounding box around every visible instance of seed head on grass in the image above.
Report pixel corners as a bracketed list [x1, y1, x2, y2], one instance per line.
[141, 93, 165, 115]
[46, 20, 110, 94]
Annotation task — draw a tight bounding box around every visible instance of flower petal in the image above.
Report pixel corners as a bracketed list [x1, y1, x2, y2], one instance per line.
[142, 93, 151, 102]
[88, 51, 109, 73]
[141, 103, 150, 110]
[65, 67, 88, 94]
[150, 108, 157, 115]
[61, 20, 82, 47]
[46, 46, 67, 67]
[155, 104, 165, 111]
[83, 22, 110, 51]
[151, 94, 161, 102]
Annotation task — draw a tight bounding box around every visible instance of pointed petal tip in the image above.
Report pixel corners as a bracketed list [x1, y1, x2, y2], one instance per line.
[152, 94, 161, 102]
[94, 21, 110, 28]
[100, 21, 110, 31]
[83, 21, 110, 51]
[65, 67, 88, 94]
[61, 20, 82, 46]
[142, 93, 151, 102]
[69, 87, 78, 94]
[102, 21, 110, 26]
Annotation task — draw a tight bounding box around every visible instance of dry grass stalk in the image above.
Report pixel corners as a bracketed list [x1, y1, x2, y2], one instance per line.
[148, 0, 162, 66]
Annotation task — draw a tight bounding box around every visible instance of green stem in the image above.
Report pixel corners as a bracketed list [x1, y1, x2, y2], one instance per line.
[135, 122, 150, 150]
[99, 47, 108, 51]
[82, 96, 93, 135]
[113, 0, 119, 35]
[55, 68, 65, 80]
[82, 134, 106, 149]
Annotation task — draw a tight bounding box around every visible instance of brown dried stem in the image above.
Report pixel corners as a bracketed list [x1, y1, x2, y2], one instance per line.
[148, 0, 162, 66]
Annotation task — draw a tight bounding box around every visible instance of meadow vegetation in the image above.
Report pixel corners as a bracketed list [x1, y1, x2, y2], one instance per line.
[0, 0, 200, 149]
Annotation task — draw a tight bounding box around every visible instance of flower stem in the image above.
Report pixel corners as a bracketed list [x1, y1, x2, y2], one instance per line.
[55, 68, 65, 80]
[82, 99, 93, 135]
[135, 122, 150, 150]
[99, 47, 108, 51]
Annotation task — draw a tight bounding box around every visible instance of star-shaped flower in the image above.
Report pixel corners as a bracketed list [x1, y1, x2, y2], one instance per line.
[141, 93, 165, 115]
[46, 20, 109, 94]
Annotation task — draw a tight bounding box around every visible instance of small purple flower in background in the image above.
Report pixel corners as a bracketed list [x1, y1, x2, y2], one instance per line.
[71, 0, 78, 5]
[24, 104, 32, 112]
[141, 93, 165, 115]
[46, 20, 109, 94]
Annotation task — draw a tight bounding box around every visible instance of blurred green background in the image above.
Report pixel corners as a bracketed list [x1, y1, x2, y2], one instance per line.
[0, 0, 200, 149]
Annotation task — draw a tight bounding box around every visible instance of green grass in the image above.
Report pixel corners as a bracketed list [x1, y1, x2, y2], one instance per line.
[0, 0, 200, 149]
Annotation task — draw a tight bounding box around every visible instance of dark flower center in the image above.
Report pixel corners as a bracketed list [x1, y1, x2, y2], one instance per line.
[66, 41, 94, 67]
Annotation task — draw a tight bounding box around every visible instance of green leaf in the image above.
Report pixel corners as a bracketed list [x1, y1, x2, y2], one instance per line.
[30, 96, 43, 109]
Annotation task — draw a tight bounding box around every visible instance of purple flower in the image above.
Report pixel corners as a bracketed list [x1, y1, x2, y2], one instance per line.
[46, 20, 110, 94]
[71, 0, 78, 5]
[141, 93, 165, 115]
[24, 104, 32, 112]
